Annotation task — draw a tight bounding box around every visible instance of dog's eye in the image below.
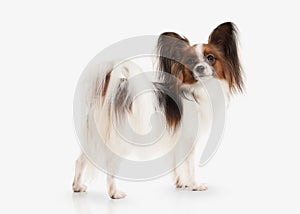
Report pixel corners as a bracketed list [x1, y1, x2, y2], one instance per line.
[206, 54, 215, 64]
[186, 57, 195, 65]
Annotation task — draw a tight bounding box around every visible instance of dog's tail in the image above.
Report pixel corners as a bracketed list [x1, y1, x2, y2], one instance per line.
[105, 61, 158, 141]
[73, 61, 114, 182]
[74, 60, 145, 148]
[74, 60, 156, 180]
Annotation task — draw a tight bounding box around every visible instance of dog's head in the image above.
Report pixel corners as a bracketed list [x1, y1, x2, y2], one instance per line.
[157, 22, 244, 93]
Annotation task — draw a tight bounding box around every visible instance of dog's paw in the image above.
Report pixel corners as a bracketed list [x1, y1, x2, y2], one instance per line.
[175, 181, 184, 188]
[72, 184, 87, 192]
[187, 183, 208, 191]
[110, 191, 127, 199]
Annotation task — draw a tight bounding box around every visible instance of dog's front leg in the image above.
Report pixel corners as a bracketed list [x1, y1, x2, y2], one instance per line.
[106, 155, 127, 199]
[174, 149, 208, 191]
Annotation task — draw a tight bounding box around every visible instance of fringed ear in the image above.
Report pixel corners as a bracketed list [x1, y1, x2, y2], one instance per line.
[157, 32, 190, 81]
[156, 32, 189, 130]
[209, 22, 244, 93]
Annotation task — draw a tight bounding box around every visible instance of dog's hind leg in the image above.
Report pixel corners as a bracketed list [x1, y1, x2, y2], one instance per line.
[72, 153, 88, 192]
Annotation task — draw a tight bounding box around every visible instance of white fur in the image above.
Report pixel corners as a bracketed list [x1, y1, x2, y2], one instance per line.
[72, 59, 229, 198]
[194, 44, 215, 78]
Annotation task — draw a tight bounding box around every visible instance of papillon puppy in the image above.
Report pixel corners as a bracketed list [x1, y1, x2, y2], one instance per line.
[72, 22, 244, 199]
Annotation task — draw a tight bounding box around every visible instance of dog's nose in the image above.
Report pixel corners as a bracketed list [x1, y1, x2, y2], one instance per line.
[195, 65, 205, 73]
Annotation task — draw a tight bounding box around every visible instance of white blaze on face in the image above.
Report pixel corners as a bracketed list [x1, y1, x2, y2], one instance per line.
[193, 44, 214, 78]
[195, 44, 204, 60]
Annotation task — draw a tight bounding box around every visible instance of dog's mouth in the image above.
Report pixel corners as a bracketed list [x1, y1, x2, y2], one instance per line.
[194, 74, 213, 82]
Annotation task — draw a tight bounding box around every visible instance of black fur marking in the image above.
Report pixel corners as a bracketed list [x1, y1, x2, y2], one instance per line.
[154, 82, 183, 130]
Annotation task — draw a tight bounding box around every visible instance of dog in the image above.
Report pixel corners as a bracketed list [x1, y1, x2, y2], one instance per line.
[72, 22, 244, 199]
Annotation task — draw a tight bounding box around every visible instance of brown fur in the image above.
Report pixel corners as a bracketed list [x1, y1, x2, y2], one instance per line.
[202, 44, 231, 81]
[156, 32, 191, 129]
[208, 22, 244, 93]
[101, 71, 112, 97]
[157, 32, 193, 84]
[156, 22, 244, 130]
[155, 82, 183, 131]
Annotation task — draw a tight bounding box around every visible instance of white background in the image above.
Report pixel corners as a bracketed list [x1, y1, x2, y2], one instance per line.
[1, 0, 300, 213]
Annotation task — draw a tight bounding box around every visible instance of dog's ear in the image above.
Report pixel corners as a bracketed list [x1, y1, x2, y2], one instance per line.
[209, 22, 240, 59]
[157, 32, 190, 79]
[209, 22, 244, 93]
[158, 32, 190, 60]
